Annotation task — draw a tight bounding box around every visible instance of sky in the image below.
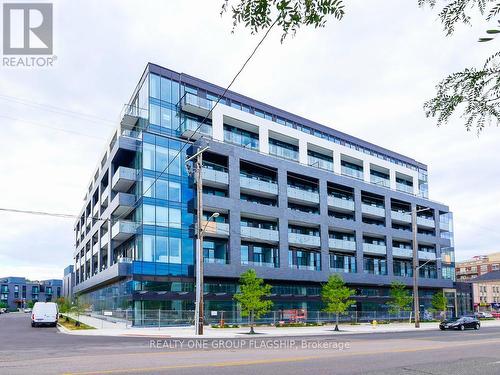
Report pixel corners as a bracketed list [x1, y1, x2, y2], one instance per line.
[0, 0, 499, 281]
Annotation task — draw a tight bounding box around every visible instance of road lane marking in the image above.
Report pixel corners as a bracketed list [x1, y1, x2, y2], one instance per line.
[61, 338, 500, 375]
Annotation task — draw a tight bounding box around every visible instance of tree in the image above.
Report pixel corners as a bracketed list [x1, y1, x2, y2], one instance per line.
[56, 297, 71, 314]
[221, 0, 345, 42]
[386, 281, 413, 316]
[431, 291, 448, 320]
[234, 269, 273, 334]
[418, 0, 500, 133]
[26, 300, 34, 309]
[321, 274, 354, 331]
[0, 302, 7, 309]
[70, 295, 88, 327]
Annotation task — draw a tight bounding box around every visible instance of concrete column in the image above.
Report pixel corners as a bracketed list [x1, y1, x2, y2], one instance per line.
[277, 168, 289, 269]
[299, 139, 308, 165]
[354, 188, 364, 272]
[333, 152, 341, 175]
[259, 126, 269, 154]
[390, 169, 397, 190]
[363, 161, 370, 183]
[211, 108, 224, 142]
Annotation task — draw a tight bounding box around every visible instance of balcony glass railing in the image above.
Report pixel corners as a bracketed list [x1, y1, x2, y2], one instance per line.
[328, 238, 356, 251]
[269, 144, 299, 161]
[288, 232, 321, 247]
[204, 257, 228, 264]
[417, 216, 435, 228]
[308, 155, 333, 171]
[224, 130, 259, 150]
[241, 260, 278, 268]
[391, 210, 411, 223]
[396, 182, 414, 194]
[183, 92, 215, 111]
[240, 226, 279, 242]
[362, 203, 386, 217]
[327, 196, 355, 211]
[418, 251, 436, 261]
[179, 117, 212, 136]
[240, 174, 278, 195]
[363, 243, 387, 255]
[287, 186, 320, 203]
[341, 166, 364, 180]
[202, 164, 229, 185]
[370, 175, 390, 188]
[392, 247, 413, 258]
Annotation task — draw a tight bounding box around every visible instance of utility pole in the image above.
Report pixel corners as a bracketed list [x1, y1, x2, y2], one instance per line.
[186, 145, 209, 336]
[412, 206, 420, 328]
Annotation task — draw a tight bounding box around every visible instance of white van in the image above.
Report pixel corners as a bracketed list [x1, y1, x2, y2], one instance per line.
[31, 302, 58, 327]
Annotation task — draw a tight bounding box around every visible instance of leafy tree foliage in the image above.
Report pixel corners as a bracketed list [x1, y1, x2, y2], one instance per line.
[221, 0, 345, 42]
[386, 281, 413, 315]
[419, 0, 500, 133]
[234, 269, 273, 333]
[321, 274, 354, 331]
[431, 291, 448, 319]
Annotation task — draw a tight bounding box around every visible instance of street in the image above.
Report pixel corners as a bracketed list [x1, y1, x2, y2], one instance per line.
[1, 313, 500, 374]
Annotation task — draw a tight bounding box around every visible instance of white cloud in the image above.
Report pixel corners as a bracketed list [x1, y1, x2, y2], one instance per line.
[0, 0, 499, 280]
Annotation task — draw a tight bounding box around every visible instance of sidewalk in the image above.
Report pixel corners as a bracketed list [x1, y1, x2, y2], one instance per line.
[58, 315, 500, 338]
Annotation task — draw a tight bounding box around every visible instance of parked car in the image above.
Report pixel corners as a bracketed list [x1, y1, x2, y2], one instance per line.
[475, 311, 493, 319]
[31, 302, 58, 327]
[491, 311, 500, 319]
[439, 316, 480, 331]
[23, 308, 32, 313]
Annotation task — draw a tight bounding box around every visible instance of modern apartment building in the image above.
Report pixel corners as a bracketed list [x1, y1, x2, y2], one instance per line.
[455, 253, 500, 281]
[0, 277, 62, 309]
[62, 265, 75, 301]
[72, 63, 456, 324]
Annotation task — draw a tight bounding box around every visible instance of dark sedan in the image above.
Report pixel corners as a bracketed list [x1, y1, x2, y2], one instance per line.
[439, 316, 480, 331]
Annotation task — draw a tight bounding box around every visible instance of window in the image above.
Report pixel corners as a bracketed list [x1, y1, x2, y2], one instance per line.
[160, 77, 171, 103]
[143, 143, 155, 170]
[142, 235, 181, 263]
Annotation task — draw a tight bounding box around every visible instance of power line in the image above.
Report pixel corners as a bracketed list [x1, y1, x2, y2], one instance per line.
[0, 94, 116, 126]
[0, 114, 108, 140]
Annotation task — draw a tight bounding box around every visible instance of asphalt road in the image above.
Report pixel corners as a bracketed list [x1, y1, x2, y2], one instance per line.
[2, 312, 500, 374]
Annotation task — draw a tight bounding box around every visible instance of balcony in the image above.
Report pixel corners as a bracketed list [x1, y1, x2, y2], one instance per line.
[392, 247, 413, 258]
[327, 196, 355, 211]
[308, 155, 333, 171]
[92, 242, 99, 254]
[202, 166, 229, 187]
[341, 166, 364, 180]
[201, 221, 229, 238]
[363, 243, 387, 255]
[370, 175, 390, 188]
[240, 175, 278, 196]
[241, 260, 278, 268]
[120, 104, 148, 130]
[111, 220, 138, 242]
[181, 92, 214, 117]
[417, 216, 435, 228]
[288, 233, 321, 247]
[110, 192, 135, 217]
[287, 187, 320, 204]
[179, 117, 212, 139]
[269, 143, 299, 162]
[240, 226, 279, 243]
[362, 204, 386, 218]
[418, 251, 437, 261]
[328, 239, 356, 252]
[112, 166, 137, 192]
[396, 182, 414, 194]
[93, 202, 100, 216]
[391, 210, 411, 223]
